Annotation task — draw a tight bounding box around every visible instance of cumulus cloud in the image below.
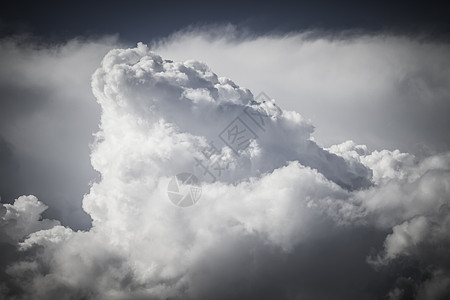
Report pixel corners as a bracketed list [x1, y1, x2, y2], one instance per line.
[1, 195, 60, 241]
[153, 27, 450, 156]
[1, 34, 449, 300]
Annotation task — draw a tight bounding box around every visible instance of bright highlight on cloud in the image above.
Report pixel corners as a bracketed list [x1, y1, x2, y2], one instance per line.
[1, 41, 450, 300]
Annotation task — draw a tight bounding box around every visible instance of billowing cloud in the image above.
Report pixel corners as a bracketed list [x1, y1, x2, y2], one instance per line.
[153, 28, 450, 157]
[1, 195, 60, 241]
[1, 41, 449, 300]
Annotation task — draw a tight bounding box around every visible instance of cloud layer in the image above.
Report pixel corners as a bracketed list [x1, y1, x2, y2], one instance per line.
[1, 34, 450, 299]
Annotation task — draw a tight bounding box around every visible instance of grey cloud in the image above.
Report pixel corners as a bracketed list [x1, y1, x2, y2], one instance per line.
[0, 36, 119, 230]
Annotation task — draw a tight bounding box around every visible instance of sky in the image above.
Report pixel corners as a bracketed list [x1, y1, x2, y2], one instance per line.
[1, 1, 450, 300]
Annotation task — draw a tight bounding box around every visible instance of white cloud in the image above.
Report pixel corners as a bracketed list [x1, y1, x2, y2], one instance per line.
[1, 32, 450, 299]
[153, 28, 450, 155]
[1, 195, 60, 241]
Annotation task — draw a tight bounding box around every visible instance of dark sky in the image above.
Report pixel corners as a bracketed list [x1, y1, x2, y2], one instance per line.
[1, 0, 449, 42]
